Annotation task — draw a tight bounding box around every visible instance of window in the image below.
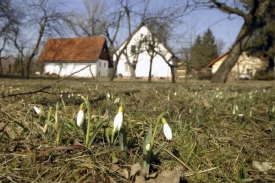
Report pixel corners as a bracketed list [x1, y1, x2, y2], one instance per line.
[98, 71, 100, 76]
[104, 62, 106, 68]
[99, 61, 101, 67]
[131, 45, 136, 53]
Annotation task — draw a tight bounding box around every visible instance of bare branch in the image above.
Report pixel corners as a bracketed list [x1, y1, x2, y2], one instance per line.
[211, 0, 247, 17]
[1, 64, 92, 98]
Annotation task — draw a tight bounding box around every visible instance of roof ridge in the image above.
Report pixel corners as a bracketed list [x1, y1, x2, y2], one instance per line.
[39, 36, 107, 62]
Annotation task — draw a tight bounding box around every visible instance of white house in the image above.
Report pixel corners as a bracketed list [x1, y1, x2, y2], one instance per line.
[208, 51, 267, 80]
[114, 25, 176, 79]
[39, 37, 112, 78]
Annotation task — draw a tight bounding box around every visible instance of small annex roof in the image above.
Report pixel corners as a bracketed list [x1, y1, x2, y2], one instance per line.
[207, 50, 230, 67]
[207, 50, 267, 67]
[39, 36, 107, 62]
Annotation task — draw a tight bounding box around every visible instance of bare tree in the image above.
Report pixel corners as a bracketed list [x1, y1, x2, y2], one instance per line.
[105, 0, 188, 81]
[200, 0, 272, 83]
[0, 37, 7, 74]
[65, 0, 108, 37]
[215, 38, 226, 55]
[0, 0, 23, 75]
[0, 0, 20, 36]
[8, 0, 67, 79]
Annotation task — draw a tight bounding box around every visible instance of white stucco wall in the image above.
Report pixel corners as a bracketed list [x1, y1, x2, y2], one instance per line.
[44, 59, 109, 77]
[115, 26, 173, 78]
[211, 53, 265, 77]
[97, 59, 109, 77]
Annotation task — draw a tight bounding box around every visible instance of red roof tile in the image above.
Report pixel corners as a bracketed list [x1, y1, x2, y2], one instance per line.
[207, 50, 230, 67]
[39, 37, 106, 62]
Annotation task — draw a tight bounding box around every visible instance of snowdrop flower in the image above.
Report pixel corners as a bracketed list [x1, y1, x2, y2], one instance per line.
[162, 118, 172, 140]
[146, 143, 151, 152]
[113, 106, 124, 132]
[77, 104, 85, 127]
[114, 97, 120, 104]
[233, 104, 238, 115]
[34, 106, 41, 115]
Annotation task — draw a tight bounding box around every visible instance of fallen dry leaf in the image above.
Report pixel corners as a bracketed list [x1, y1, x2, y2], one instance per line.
[130, 163, 142, 177]
[147, 166, 183, 183]
[118, 168, 129, 179]
[134, 174, 146, 183]
[111, 164, 129, 179]
[252, 161, 275, 172]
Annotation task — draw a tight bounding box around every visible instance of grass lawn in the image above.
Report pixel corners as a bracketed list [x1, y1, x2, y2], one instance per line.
[0, 77, 275, 182]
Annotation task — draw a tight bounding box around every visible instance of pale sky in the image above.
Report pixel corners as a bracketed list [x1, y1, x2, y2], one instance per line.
[191, 8, 244, 52]
[61, 0, 244, 54]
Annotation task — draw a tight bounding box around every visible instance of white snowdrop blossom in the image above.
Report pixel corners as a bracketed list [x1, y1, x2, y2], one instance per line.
[77, 104, 85, 127]
[34, 106, 41, 115]
[162, 118, 172, 140]
[233, 105, 238, 115]
[114, 97, 120, 104]
[113, 106, 124, 132]
[146, 143, 151, 152]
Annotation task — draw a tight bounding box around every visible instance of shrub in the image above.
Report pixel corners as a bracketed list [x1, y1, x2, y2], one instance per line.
[253, 69, 274, 80]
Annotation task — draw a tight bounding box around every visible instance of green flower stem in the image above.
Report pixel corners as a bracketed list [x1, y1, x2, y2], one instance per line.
[82, 96, 91, 147]
[55, 102, 61, 145]
[150, 112, 167, 147]
[121, 94, 125, 106]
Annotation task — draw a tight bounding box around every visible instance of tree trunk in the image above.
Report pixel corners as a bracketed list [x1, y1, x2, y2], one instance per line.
[211, 0, 271, 83]
[0, 54, 2, 75]
[25, 59, 31, 79]
[109, 57, 118, 81]
[170, 65, 176, 83]
[20, 57, 24, 77]
[266, 57, 274, 71]
[124, 52, 136, 79]
[211, 22, 252, 83]
[148, 57, 153, 83]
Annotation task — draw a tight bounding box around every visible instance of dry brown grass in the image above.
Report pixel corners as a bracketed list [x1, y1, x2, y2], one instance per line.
[0, 77, 275, 182]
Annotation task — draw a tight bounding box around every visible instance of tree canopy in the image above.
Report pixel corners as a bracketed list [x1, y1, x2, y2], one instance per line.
[189, 28, 218, 68]
[245, 1, 275, 71]
[209, 0, 272, 83]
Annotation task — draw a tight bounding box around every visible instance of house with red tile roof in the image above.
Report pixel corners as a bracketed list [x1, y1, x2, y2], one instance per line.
[208, 51, 267, 80]
[39, 37, 111, 77]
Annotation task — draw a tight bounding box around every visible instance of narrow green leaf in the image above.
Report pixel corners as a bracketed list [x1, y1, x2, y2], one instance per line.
[14, 121, 29, 133]
[87, 120, 108, 147]
[110, 152, 118, 164]
[119, 127, 127, 151]
[46, 107, 53, 126]
[81, 96, 92, 147]
[153, 142, 166, 156]
[143, 124, 152, 154]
